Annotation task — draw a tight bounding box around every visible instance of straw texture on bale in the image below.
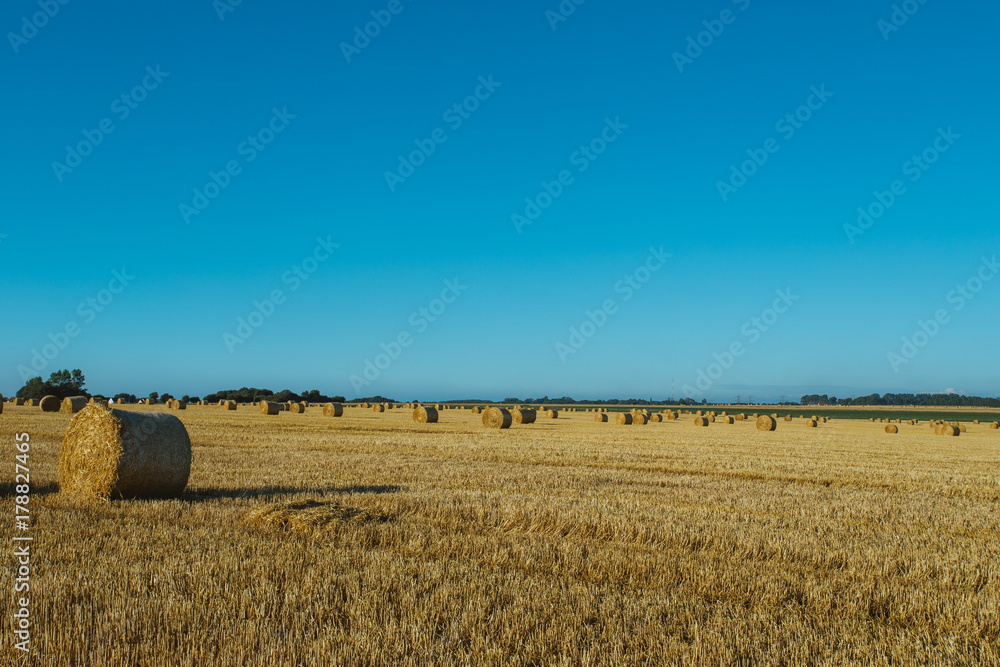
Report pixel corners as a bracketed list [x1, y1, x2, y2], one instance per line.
[757, 416, 778, 432]
[940, 424, 961, 437]
[287, 402, 306, 414]
[693, 417, 709, 427]
[260, 401, 281, 415]
[666, 411, 678, 421]
[40, 395, 60, 412]
[471, 407, 482, 414]
[806, 419, 818, 428]
[482, 407, 512, 429]
[61, 396, 88, 414]
[721, 416, 735, 425]
[545, 410, 558, 419]
[595, 413, 608, 423]
[413, 406, 439, 423]
[616, 413, 633, 425]
[372, 404, 385, 413]
[323, 403, 344, 417]
[649, 413, 663, 423]
[784, 415, 793, 422]
[511, 408, 537, 425]
[633, 414, 648, 425]
[60, 405, 191, 500]
[223, 401, 237, 411]
[991, 422, 1000, 429]
[885, 425, 899, 434]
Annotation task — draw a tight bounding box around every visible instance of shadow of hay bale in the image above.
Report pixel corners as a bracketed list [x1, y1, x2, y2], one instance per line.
[183, 484, 402, 502]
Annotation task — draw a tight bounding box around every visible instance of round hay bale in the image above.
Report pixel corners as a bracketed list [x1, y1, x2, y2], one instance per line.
[26, 400, 37, 407]
[940, 424, 961, 437]
[323, 403, 344, 417]
[413, 406, 439, 423]
[223, 401, 237, 411]
[633, 414, 648, 425]
[616, 413, 633, 425]
[175, 401, 187, 411]
[707, 415, 716, 423]
[784, 415, 793, 422]
[260, 401, 281, 415]
[721, 416, 735, 424]
[666, 411, 678, 421]
[990, 422, 999, 430]
[15, 398, 26, 406]
[960, 424, 967, 433]
[372, 404, 385, 413]
[805, 419, 818, 428]
[61, 396, 87, 414]
[511, 408, 536, 425]
[649, 413, 663, 423]
[60, 404, 191, 499]
[595, 413, 608, 423]
[885, 424, 899, 434]
[696, 410, 704, 417]
[756, 416, 778, 432]
[735, 414, 746, 421]
[470, 406, 482, 414]
[973, 420, 980, 425]
[693, 417, 709, 427]
[361, 403, 370, 409]
[40, 395, 60, 412]
[434, 404, 444, 410]
[482, 407, 512, 429]
[545, 410, 558, 419]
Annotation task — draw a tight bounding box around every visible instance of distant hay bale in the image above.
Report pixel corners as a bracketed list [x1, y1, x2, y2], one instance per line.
[696, 410, 704, 417]
[545, 410, 558, 419]
[756, 416, 778, 432]
[25, 399, 36, 407]
[223, 401, 237, 411]
[117, 399, 124, 405]
[471, 406, 482, 414]
[323, 403, 344, 417]
[633, 414, 648, 425]
[959, 424, 967, 433]
[372, 404, 385, 413]
[361, 403, 370, 409]
[260, 401, 281, 415]
[940, 424, 960, 437]
[286, 402, 305, 413]
[649, 414, 662, 423]
[885, 424, 899, 434]
[595, 413, 608, 423]
[60, 396, 87, 414]
[40, 395, 60, 412]
[693, 417, 709, 427]
[735, 414, 746, 421]
[721, 416, 735, 425]
[666, 411, 678, 421]
[805, 419, 818, 428]
[175, 401, 187, 410]
[707, 415, 716, 423]
[60, 404, 191, 499]
[435, 404, 444, 410]
[511, 408, 536, 425]
[413, 406, 439, 423]
[784, 415, 793, 422]
[991, 422, 999, 430]
[15, 398, 26, 406]
[973, 420, 980, 425]
[482, 407, 512, 429]
[616, 413, 633, 425]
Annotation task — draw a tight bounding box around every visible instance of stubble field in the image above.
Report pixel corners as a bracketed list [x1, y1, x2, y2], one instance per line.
[2, 404, 999, 666]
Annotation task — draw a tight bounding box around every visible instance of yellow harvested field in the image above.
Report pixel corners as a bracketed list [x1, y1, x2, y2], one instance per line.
[2, 404, 998, 665]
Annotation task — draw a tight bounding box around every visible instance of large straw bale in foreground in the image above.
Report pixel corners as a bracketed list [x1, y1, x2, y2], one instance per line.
[756, 416, 778, 431]
[323, 403, 344, 417]
[40, 395, 60, 412]
[413, 406, 438, 423]
[60, 405, 191, 499]
[61, 396, 88, 414]
[482, 407, 512, 429]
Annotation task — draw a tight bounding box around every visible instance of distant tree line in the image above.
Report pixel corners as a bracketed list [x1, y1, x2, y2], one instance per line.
[203, 388, 346, 404]
[801, 393, 1000, 407]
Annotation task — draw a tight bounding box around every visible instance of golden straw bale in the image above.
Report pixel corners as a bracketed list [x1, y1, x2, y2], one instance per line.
[693, 417, 709, 427]
[413, 406, 439, 423]
[757, 416, 778, 431]
[482, 407, 512, 429]
[40, 395, 60, 412]
[616, 413, 633, 425]
[60, 396, 87, 414]
[595, 413, 608, 423]
[323, 403, 344, 417]
[511, 408, 536, 425]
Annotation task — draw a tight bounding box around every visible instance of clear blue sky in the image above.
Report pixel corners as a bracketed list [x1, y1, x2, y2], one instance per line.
[2, 0, 998, 401]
